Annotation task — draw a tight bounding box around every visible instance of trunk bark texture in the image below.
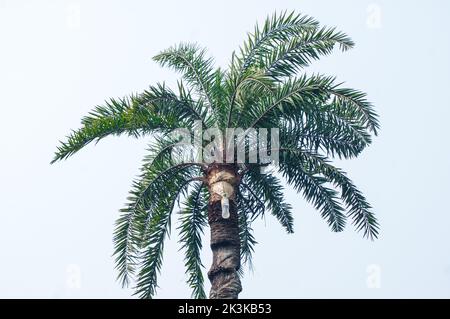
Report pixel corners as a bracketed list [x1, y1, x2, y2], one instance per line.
[206, 164, 242, 299]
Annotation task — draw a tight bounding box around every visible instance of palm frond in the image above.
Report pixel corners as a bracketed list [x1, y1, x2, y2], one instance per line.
[113, 136, 202, 289]
[239, 182, 265, 221]
[262, 26, 354, 79]
[325, 88, 380, 135]
[232, 11, 319, 77]
[279, 151, 346, 232]
[243, 75, 379, 140]
[226, 11, 319, 127]
[236, 189, 258, 268]
[244, 166, 294, 233]
[229, 71, 277, 127]
[153, 43, 216, 120]
[294, 150, 379, 239]
[279, 104, 372, 160]
[133, 200, 171, 299]
[245, 74, 335, 129]
[178, 182, 208, 299]
[52, 84, 205, 163]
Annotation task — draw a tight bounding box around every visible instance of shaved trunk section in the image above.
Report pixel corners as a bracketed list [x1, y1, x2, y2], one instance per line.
[206, 164, 242, 299]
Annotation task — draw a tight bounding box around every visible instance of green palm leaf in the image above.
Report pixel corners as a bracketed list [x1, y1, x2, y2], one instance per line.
[178, 182, 208, 299]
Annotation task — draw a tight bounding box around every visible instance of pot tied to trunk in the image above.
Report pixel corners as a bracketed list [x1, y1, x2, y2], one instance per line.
[206, 163, 242, 299]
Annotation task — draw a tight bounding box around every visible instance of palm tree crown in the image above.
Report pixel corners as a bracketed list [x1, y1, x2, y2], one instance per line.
[52, 11, 380, 299]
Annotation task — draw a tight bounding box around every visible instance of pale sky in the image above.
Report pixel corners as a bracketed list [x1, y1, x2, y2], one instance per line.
[1, 0, 450, 298]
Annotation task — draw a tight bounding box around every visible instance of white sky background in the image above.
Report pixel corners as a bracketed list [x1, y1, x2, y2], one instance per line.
[1, 0, 449, 298]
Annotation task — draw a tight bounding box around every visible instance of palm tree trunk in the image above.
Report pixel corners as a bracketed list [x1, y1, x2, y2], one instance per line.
[206, 164, 242, 299]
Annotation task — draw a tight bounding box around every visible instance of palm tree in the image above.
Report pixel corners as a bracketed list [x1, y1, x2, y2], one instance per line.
[52, 11, 380, 299]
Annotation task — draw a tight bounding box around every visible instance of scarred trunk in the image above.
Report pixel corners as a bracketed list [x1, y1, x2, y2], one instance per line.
[206, 164, 242, 299]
